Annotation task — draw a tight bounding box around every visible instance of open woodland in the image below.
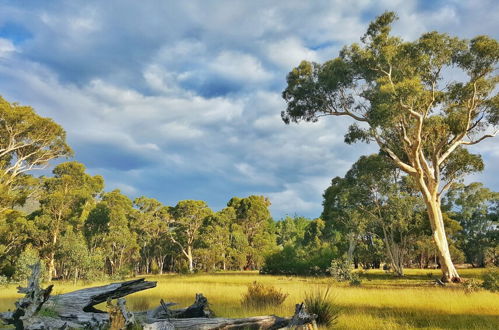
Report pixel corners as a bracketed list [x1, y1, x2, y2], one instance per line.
[1, 9, 499, 330]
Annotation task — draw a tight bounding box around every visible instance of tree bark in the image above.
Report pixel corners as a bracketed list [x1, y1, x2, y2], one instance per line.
[424, 196, 460, 282]
[187, 246, 193, 273]
[347, 234, 356, 264]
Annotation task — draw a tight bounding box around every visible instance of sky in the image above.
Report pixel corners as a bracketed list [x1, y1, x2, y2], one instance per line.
[0, 0, 498, 219]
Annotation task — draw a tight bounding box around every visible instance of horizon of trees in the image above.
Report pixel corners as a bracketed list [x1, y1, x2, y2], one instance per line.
[1, 69, 498, 283]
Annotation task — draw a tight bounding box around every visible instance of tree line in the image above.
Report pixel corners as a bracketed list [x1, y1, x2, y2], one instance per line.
[1, 95, 497, 284]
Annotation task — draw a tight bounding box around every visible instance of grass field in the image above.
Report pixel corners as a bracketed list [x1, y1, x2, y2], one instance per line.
[1, 268, 498, 329]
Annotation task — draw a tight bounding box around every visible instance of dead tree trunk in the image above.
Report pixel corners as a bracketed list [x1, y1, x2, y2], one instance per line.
[143, 303, 317, 330]
[0, 264, 157, 329]
[0, 263, 53, 330]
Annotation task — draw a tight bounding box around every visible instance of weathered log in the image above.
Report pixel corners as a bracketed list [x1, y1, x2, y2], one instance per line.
[0, 263, 54, 330]
[0, 266, 157, 329]
[107, 297, 136, 329]
[145, 293, 213, 321]
[143, 303, 317, 330]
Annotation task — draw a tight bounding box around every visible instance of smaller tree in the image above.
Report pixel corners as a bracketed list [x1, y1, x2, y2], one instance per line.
[168, 200, 213, 272]
[446, 183, 499, 267]
[228, 196, 276, 270]
[198, 207, 235, 271]
[133, 197, 171, 274]
[85, 190, 139, 276]
[0, 96, 72, 214]
[37, 161, 103, 280]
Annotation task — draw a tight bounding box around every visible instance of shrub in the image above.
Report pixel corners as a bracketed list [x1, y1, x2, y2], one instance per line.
[349, 274, 362, 287]
[304, 286, 340, 327]
[463, 279, 481, 294]
[0, 275, 9, 286]
[261, 245, 337, 276]
[481, 268, 499, 292]
[13, 246, 45, 283]
[327, 258, 353, 282]
[241, 281, 288, 308]
[260, 245, 307, 275]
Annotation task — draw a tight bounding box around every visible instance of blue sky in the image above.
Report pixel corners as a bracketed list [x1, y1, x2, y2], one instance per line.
[0, 0, 498, 218]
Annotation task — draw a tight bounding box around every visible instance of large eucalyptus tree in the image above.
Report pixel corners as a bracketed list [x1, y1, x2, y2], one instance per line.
[282, 12, 499, 281]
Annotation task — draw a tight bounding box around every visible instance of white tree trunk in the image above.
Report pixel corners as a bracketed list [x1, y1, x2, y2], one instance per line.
[187, 246, 193, 273]
[424, 196, 460, 282]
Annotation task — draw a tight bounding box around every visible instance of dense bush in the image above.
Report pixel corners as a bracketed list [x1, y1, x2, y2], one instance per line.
[327, 258, 353, 282]
[241, 281, 288, 308]
[463, 279, 481, 294]
[0, 275, 8, 286]
[304, 286, 340, 327]
[261, 245, 337, 276]
[13, 246, 45, 283]
[349, 274, 362, 286]
[481, 268, 499, 292]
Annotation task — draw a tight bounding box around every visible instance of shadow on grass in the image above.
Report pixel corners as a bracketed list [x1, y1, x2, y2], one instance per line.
[337, 303, 499, 329]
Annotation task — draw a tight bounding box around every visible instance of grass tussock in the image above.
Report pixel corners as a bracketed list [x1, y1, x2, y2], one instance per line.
[241, 281, 288, 309]
[304, 286, 340, 327]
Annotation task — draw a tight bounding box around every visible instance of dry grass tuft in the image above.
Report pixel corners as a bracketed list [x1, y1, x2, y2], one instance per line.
[241, 281, 288, 309]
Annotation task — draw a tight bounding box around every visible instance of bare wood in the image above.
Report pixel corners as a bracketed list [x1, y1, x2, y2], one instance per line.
[0, 263, 53, 329]
[143, 303, 317, 330]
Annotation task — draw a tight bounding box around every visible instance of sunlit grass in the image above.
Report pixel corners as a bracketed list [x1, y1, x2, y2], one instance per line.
[1, 268, 498, 329]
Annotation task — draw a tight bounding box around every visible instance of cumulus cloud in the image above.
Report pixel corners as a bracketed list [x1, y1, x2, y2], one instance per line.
[0, 0, 498, 218]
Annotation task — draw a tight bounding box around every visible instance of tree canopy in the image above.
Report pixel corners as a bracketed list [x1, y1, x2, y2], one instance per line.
[282, 12, 499, 281]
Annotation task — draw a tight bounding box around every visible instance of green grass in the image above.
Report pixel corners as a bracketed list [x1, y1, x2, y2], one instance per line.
[1, 268, 498, 329]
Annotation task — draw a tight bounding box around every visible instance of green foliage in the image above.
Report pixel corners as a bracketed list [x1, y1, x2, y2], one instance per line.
[276, 216, 309, 246]
[38, 307, 58, 318]
[241, 281, 288, 309]
[446, 183, 499, 267]
[0, 275, 8, 286]
[349, 274, 362, 287]
[228, 196, 276, 270]
[260, 245, 307, 275]
[481, 268, 499, 292]
[462, 279, 481, 294]
[304, 286, 340, 327]
[328, 258, 353, 282]
[13, 246, 45, 283]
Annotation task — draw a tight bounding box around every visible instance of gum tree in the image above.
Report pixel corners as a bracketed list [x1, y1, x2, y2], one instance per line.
[0, 96, 72, 213]
[282, 12, 499, 282]
[168, 200, 213, 272]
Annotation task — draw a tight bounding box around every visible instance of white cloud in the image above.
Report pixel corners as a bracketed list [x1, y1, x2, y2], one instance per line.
[0, 0, 498, 217]
[211, 51, 271, 83]
[0, 38, 16, 57]
[265, 37, 319, 69]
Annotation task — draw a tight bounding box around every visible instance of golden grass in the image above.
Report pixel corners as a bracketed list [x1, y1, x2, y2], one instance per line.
[1, 268, 498, 329]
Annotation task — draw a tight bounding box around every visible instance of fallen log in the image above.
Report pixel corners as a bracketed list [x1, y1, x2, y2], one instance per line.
[1, 264, 317, 329]
[0, 262, 157, 329]
[0, 263, 53, 330]
[143, 303, 317, 330]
